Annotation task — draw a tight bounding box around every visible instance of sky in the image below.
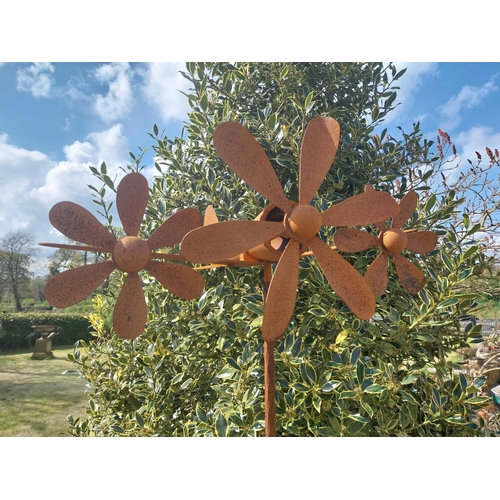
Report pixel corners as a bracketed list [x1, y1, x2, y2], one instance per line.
[1, 62, 500, 274]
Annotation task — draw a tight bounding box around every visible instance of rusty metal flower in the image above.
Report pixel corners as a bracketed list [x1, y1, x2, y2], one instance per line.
[181, 117, 401, 343]
[41, 172, 204, 339]
[334, 188, 438, 295]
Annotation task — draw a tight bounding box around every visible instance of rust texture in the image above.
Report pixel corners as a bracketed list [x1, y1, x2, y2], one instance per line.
[182, 117, 400, 342]
[41, 172, 204, 339]
[334, 189, 438, 296]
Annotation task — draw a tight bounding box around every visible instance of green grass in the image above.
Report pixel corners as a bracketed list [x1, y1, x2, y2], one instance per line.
[0, 346, 88, 437]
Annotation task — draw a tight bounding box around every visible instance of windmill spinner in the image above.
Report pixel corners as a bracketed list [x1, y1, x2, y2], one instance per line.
[180, 117, 431, 435]
[40, 116, 438, 437]
[40, 172, 205, 339]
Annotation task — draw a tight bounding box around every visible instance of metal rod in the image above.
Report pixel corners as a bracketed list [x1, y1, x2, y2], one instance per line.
[262, 263, 276, 437]
[264, 339, 276, 437]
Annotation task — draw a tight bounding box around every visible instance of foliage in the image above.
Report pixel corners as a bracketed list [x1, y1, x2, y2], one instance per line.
[0, 231, 37, 312]
[0, 312, 93, 349]
[69, 63, 490, 437]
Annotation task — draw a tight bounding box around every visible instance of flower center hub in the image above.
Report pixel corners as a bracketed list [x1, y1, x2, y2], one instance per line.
[380, 228, 408, 255]
[286, 205, 323, 240]
[112, 236, 151, 273]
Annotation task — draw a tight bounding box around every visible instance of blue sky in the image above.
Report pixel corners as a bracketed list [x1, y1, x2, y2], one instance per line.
[1, 62, 500, 274]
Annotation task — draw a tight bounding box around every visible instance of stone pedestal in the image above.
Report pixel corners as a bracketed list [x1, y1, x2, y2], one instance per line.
[31, 338, 53, 360]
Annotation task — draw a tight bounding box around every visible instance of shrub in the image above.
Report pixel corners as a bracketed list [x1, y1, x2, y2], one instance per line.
[0, 312, 93, 349]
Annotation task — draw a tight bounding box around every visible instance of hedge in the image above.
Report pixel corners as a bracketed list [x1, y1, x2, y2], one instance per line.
[0, 312, 93, 349]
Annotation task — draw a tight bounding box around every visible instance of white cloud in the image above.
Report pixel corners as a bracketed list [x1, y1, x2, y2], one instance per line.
[438, 75, 498, 131]
[91, 63, 135, 123]
[0, 126, 131, 254]
[140, 63, 190, 123]
[382, 62, 439, 125]
[16, 62, 55, 98]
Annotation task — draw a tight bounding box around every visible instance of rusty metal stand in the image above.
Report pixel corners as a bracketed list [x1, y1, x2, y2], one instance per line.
[263, 263, 277, 437]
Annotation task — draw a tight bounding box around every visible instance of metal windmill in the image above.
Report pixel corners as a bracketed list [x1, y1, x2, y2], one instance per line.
[39, 116, 438, 437]
[40, 172, 205, 339]
[180, 117, 416, 436]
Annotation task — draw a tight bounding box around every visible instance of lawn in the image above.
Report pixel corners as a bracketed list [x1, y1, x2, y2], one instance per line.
[0, 346, 88, 437]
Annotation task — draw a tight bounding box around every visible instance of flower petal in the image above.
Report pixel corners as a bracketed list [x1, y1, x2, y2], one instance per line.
[406, 231, 438, 254]
[392, 190, 418, 229]
[364, 253, 388, 296]
[113, 272, 147, 339]
[393, 253, 425, 293]
[310, 237, 375, 320]
[181, 220, 284, 263]
[147, 208, 202, 250]
[322, 188, 399, 227]
[146, 260, 205, 300]
[299, 117, 340, 205]
[262, 239, 301, 343]
[334, 228, 379, 252]
[213, 121, 294, 212]
[117, 172, 149, 237]
[49, 202, 116, 249]
[44, 261, 116, 308]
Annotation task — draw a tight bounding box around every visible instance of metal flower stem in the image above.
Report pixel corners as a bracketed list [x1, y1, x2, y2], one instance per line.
[263, 263, 277, 437]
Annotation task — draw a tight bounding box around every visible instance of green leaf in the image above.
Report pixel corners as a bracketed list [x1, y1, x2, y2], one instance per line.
[321, 381, 340, 393]
[335, 329, 349, 345]
[196, 405, 207, 423]
[216, 367, 236, 380]
[437, 298, 459, 309]
[401, 373, 420, 385]
[215, 413, 228, 437]
[364, 384, 387, 394]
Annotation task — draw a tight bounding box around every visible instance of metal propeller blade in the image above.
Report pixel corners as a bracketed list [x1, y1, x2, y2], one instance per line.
[116, 172, 149, 237]
[262, 240, 301, 343]
[203, 205, 219, 226]
[406, 231, 438, 254]
[213, 122, 294, 212]
[147, 208, 203, 251]
[392, 190, 418, 229]
[310, 238, 375, 320]
[113, 272, 148, 339]
[334, 228, 379, 252]
[146, 260, 205, 300]
[322, 188, 399, 227]
[364, 253, 389, 296]
[181, 220, 284, 263]
[49, 202, 116, 249]
[393, 253, 425, 293]
[299, 117, 340, 205]
[44, 261, 116, 308]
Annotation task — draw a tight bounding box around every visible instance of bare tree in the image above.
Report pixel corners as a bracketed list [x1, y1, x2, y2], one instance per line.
[0, 231, 36, 311]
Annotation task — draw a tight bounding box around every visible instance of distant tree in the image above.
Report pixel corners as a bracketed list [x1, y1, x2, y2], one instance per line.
[0, 231, 36, 311]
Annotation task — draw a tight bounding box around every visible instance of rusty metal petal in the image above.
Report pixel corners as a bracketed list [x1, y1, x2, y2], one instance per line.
[406, 231, 438, 254]
[181, 220, 284, 263]
[116, 172, 149, 237]
[113, 272, 147, 339]
[392, 190, 418, 229]
[299, 117, 340, 205]
[146, 260, 205, 300]
[44, 260, 116, 308]
[393, 253, 425, 293]
[203, 205, 219, 226]
[147, 208, 203, 251]
[49, 201, 116, 249]
[322, 188, 399, 227]
[364, 253, 388, 296]
[310, 237, 375, 320]
[213, 122, 293, 212]
[334, 228, 379, 252]
[262, 239, 301, 343]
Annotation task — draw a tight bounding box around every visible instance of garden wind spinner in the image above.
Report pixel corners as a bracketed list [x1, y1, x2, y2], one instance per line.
[40, 172, 205, 339]
[181, 117, 401, 342]
[334, 188, 438, 295]
[180, 117, 407, 436]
